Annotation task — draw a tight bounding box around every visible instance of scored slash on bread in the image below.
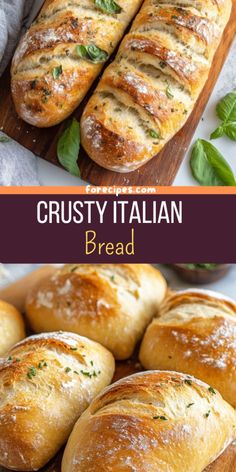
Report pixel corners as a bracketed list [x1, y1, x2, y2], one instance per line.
[62, 371, 236, 472]
[11, 0, 143, 127]
[81, 0, 232, 172]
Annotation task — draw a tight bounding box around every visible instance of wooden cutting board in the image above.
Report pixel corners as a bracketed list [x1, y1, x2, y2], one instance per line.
[0, 358, 235, 472]
[0, 3, 235, 185]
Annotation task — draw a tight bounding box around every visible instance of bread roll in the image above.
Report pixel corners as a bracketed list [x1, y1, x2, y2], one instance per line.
[25, 264, 167, 360]
[0, 300, 25, 356]
[11, 0, 143, 127]
[81, 0, 232, 172]
[139, 289, 236, 408]
[62, 371, 236, 472]
[0, 331, 115, 471]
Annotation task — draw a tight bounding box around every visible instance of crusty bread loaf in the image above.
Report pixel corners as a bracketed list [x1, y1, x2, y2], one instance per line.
[81, 0, 232, 172]
[0, 331, 115, 471]
[0, 299, 25, 356]
[25, 264, 167, 360]
[11, 0, 143, 127]
[139, 289, 236, 408]
[62, 371, 236, 472]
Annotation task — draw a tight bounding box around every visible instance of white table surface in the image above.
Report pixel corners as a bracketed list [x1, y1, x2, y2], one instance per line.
[37, 38, 236, 187]
[0, 264, 235, 300]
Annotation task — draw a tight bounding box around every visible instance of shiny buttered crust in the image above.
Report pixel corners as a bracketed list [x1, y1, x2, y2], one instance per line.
[139, 290, 236, 408]
[25, 264, 167, 360]
[11, 0, 143, 128]
[0, 299, 25, 356]
[62, 371, 236, 472]
[81, 0, 232, 172]
[0, 331, 115, 471]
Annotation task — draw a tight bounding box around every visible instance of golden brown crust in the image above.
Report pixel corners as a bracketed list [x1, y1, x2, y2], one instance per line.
[62, 371, 236, 472]
[0, 299, 25, 356]
[11, 0, 143, 127]
[25, 264, 167, 360]
[0, 331, 115, 471]
[139, 289, 236, 407]
[81, 0, 232, 172]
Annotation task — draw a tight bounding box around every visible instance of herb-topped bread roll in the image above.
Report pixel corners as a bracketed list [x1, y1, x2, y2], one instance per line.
[0, 332, 115, 471]
[81, 0, 232, 172]
[62, 371, 236, 472]
[0, 300, 25, 356]
[25, 264, 167, 360]
[11, 0, 143, 127]
[140, 289, 236, 407]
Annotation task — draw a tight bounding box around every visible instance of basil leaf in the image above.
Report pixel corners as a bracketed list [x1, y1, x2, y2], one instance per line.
[76, 44, 108, 63]
[210, 126, 224, 140]
[216, 89, 236, 122]
[52, 65, 63, 80]
[190, 139, 236, 186]
[0, 136, 10, 143]
[166, 85, 174, 99]
[95, 0, 122, 14]
[223, 122, 236, 141]
[57, 118, 81, 177]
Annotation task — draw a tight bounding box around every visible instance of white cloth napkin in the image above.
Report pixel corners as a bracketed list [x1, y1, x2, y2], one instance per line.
[0, 0, 43, 185]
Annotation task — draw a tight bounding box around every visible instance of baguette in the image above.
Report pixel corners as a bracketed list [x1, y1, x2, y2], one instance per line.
[62, 371, 236, 472]
[81, 0, 232, 172]
[11, 0, 143, 127]
[25, 264, 167, 360]
[0, 300, 25, 356]
[0, 331, 115, 471]
[139, 289, 236, 407]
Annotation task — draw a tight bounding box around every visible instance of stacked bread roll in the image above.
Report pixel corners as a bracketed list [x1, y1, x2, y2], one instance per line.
[25, 264, 167, 359]
[0, 300, 25, 355]
[62, 371, 236, 472]
[0, 331, 114, 470]
[140, 289, 236, 407]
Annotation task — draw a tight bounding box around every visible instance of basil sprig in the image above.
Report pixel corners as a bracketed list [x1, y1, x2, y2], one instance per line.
[57, 118, 81, 177]
[190, 139, 236, 186]
[211, 89, 236, 141]
[95, 0, 122, 14]
[76, 44, 108, 63]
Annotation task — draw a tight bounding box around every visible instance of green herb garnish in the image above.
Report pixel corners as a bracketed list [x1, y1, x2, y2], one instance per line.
[149, 129, 160, 139]
[190, 139, 236, 186]
[95, 0, 122, 14]
[204, 410, 211, 418]
[65, 367, 72, 373]
[0, 136, 10, 143]
[52, 65, 63, 80]
[186, 403, 194, 408]
[70, 347, 78, 351]
[208, 387, 216, 395]
[166, 84, 174, 99]
[153, 416, 168, 421]
[57, 118, 81, 177]
[211, 89, 236, 141]
[76, 44, 108, 63]
[184, 379, 192, 386]
[27, 367, 37, 379]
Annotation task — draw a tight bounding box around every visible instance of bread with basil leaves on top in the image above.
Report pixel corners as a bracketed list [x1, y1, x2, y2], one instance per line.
[140, 289, 236, 407]
[81, 0, 232, 172]
[25, 264, 167, 360]
[62, 371, 236, 472]
[11, 0, 143, 127]
[0, 331, 114, 471]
